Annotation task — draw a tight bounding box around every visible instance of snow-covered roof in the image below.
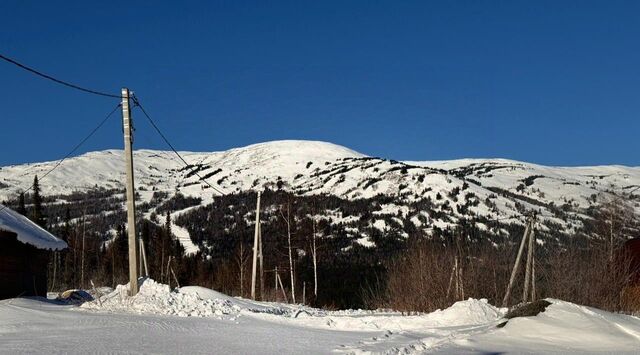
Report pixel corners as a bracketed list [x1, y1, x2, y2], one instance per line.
[0, 204, 67, 250]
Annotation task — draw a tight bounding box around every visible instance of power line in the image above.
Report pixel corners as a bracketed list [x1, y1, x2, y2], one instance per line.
[0, 103, 122, 213]
[0, 53, 121, 99]
[130, 95, 226, 196]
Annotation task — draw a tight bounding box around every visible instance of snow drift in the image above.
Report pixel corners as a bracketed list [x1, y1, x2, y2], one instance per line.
[7, 279, 640, 353]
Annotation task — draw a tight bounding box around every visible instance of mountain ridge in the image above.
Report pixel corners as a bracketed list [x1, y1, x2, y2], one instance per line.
[1, 140, 639, 253]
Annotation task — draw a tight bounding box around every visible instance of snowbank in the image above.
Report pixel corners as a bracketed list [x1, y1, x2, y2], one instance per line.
[424, 298, 503, 326]
[82, 280, 504, 333]
[179, 286, 285, 314]
[82, 279, 292, 319]
[416, 299, 640, 353]
[79, 280, 640, 353]
[15, 284, 640, 354]
[82, 279, 241, 318]
[0, 204, 67, 250]
[464, 300, 640, 353]
[287, 298, 503, 333]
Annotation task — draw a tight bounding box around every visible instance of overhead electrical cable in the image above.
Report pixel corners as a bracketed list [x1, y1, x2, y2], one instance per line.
[0, 103, 122, 214]
[0, 53, 121, 99]
[131, 95, 226, 196]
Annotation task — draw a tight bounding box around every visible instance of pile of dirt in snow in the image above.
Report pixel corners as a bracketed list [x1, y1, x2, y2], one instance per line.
[81, 279, 241, 318]
[505, 300, 552, 319]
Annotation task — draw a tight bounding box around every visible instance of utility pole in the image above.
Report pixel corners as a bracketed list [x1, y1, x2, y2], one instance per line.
[122, 88, 139, 296]
[251, 191, 261, 300]
[258, 221, 264, 300]
[522, 217, 536, 303]
[502, 214, 536, 307]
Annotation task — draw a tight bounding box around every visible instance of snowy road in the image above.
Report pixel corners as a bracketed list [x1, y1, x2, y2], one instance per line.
[2, 292, 640, 354]
[0, 298, 379, 354]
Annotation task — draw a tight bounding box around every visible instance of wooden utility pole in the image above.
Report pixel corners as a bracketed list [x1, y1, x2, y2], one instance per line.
[122, 88, 139, 296]
[258, 221, 264, 300]
[251, 191, 261, 300]
[140, 237, 149, 277]
[502, 214, 536, 307]
[311, 220, 318, 299]
[522, 219, 536, 303]
[275, 266, 279, 296]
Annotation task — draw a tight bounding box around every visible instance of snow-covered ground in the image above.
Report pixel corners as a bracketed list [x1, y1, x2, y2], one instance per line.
[1, 279, 639, 354]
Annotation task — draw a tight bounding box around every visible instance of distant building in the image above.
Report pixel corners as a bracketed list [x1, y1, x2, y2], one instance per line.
[0, 205, 67, 300]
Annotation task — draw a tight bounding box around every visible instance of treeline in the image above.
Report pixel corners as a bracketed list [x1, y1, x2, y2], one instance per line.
[4, 178, 639, 312]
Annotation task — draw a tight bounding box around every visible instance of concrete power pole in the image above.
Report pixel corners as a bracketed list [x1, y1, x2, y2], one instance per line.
[251, 191, 261, 300]
[122, 88, 139, 296]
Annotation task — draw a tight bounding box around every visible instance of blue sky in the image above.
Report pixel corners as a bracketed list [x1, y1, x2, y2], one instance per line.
[1, 1, 638, 166]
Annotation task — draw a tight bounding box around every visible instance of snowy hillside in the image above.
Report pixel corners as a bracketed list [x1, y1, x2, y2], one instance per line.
[1, 140, 639, 251]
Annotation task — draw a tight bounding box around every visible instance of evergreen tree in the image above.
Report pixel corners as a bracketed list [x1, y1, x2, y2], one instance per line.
[165, 212, 172, 240]
[17, 192, 26, 215]
[30, 176, 45, 228]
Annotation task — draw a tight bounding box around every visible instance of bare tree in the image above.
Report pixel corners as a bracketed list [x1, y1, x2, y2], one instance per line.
[280, 202, 296, 303]
[235, 241, 251, 297]
[311, 219, 318, 299]
[81, 209, 86, 289]
[597, 195, 634, 261]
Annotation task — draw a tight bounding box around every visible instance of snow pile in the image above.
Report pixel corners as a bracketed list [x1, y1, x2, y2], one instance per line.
[0, 204, 67, 250]
[82, 279, 241, 318]
[461, 299, 640, 353]
[405, 299, 640, 353]
[179, 286, 287, 315]
[423, 298, 503, 327]
[268, 298, 504, 333]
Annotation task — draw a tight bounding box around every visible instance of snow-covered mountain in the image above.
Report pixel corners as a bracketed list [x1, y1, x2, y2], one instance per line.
[1, 140, 639, 246]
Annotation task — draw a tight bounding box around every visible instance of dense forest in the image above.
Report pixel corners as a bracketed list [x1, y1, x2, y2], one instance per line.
[4, 176, 639, 312]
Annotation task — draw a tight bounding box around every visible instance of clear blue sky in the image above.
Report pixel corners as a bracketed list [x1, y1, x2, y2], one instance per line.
[1, 1, 638, 166]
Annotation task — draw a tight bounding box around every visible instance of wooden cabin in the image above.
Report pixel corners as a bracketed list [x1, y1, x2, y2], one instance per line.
[0, 205, 67, 300]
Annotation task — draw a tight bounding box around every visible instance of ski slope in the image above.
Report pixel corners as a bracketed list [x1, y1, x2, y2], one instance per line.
[1, 280, 640, 354]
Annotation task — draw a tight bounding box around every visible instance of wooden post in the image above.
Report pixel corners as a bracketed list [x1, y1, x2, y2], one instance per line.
[140, 237, 149, 277]
[446, 257, 456, 299]
[532, 258, 536, 301]
[523, 221, 535, 303]
[275, 266, 279, 298]
[258, 221, 264, 300]
[122, 88, 139, 296]
[166, 256, 172, 288]
[276, 272, 288, 303]
[139, 237, 143, 277]
[457, 257, 464, 300]
[81, 212, 86, 289]
[312, 220, 318, 298]
[170, 265, 180, 288]
[251, 192, 261, 300]
[502, 216, 531, 307]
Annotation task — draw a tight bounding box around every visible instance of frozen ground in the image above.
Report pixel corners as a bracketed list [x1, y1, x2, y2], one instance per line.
[1, 280, 640, 354]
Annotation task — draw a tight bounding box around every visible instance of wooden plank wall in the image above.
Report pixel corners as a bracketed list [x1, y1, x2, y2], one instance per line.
[0, 231, 49, 299]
